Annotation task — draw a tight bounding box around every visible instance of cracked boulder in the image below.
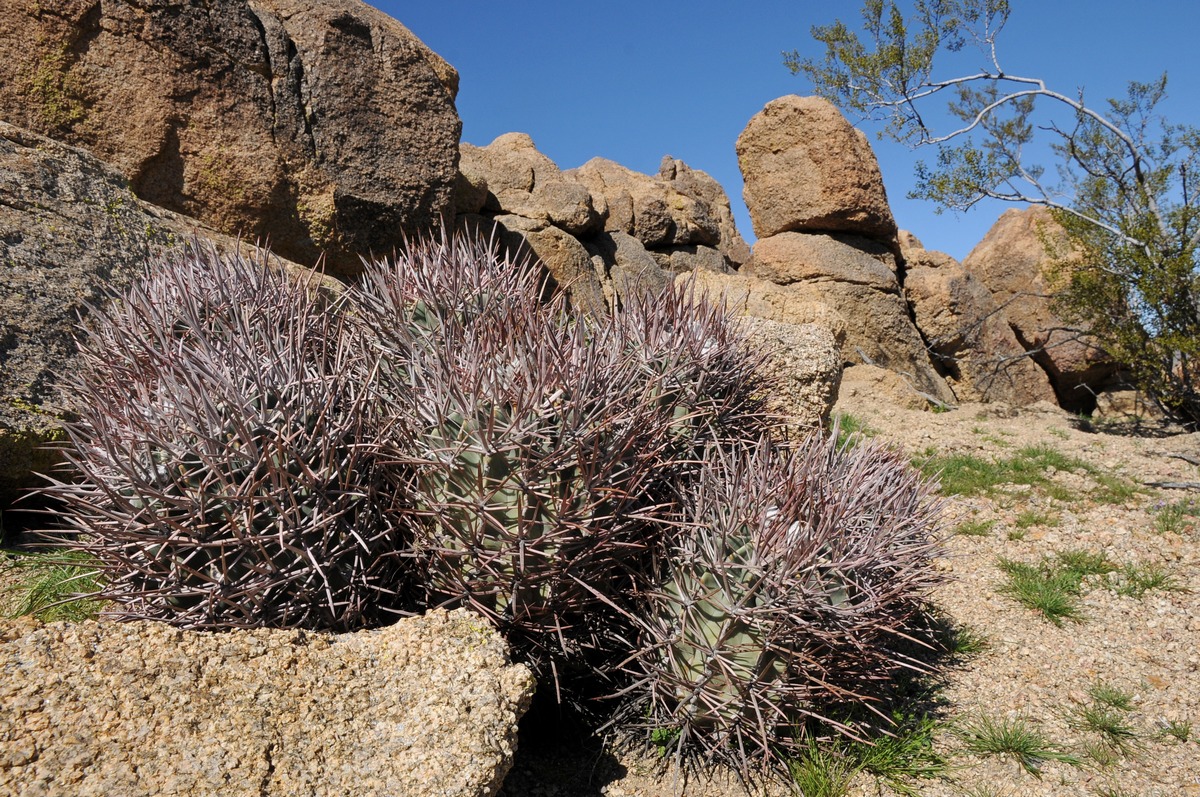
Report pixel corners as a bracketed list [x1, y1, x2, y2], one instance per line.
[0, 0, 461, 278]
[903, 240, 1057, 406]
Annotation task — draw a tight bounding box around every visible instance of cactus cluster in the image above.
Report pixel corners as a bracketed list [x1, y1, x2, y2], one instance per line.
[352, 233, 776, 681]
[618, 435, 943, 772]
[41, 243, 405, 631]
[41, 229, 943, 781]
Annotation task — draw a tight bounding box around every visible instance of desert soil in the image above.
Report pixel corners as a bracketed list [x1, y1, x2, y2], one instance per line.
[500, 397, 1200, 796]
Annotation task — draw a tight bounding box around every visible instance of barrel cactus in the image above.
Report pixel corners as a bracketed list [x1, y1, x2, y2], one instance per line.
[620, 433, 944, 774]
[353, 231, 778, 685]
[40, 243, 406, 631]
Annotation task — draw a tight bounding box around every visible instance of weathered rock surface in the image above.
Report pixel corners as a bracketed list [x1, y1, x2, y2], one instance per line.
[836, 364, 937, 412]
[657, 156, 751, 266]
[962, 207, 1118, 411]
[736, 95, 897, 242]
[0, 610, 535, 797]
[903, 244, 1057, 405]
[683, 269, 848, 348]
[585, 231, 673, 307]
[0, 122, 320, 515]
[743, 233, 953, 403]
[0, 0, 461, 278]
[460, 133, 600, 236]
[1092, 388, 1166, 424]
[738, 317, 842, 432]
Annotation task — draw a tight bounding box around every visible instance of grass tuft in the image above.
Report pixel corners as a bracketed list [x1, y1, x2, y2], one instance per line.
[1153, 498, 1200, 534]
[2, 550, 106, 622]
[955, 714, 1081, 776]
[1106, 562, 1181, 598]
[1156, 718, 1192, 743]
[789, 737, 857, 797]
[955, 518, 996, 537]
[996, 557, 1086, 626]
[847, 714, 949, 796]
[1087, 681, 1135, 712]
[915, 444, 1138, 504]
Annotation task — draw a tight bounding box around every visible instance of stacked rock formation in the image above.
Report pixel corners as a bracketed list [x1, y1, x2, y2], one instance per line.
[454, 132, 843, 430]
[455, 133, 751, 315]
[733, 95, 954, 406]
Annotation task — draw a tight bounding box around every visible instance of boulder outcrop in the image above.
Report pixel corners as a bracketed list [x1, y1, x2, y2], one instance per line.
[456, 134, 748, 313]
[962, 207, 1119, 411]
[903, 241, 1057, 405]
[0, 0, 461, 278]
[0, 610, 535, 797]
[735, 95, 897, 242]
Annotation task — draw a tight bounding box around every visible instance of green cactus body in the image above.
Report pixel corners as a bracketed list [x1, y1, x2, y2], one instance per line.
[658, 533, 789, 731]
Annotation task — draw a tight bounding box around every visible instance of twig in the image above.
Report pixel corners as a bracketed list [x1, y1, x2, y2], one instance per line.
[1143, 481, 1200, 490]
[1158, 452, 1200, 467]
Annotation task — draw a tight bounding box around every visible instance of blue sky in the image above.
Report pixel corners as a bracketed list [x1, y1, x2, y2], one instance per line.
[375, 2, 1200, 262]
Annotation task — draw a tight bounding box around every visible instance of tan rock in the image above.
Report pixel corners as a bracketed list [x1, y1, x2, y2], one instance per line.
[682, 269, 848, 350]
[568, 157, 720, 249]
[657, 156, 752, 266]
[460, 134, 601, 236]
[650, 245, 732, 275]
[474, 213, 608, 317]
[904, 246, 1057, 405]
[0, 0, 461, 278]
[737, 317, 842, 433]
[963, 207, 1118, 410]
[836, 363, 937, 412]
[585, 231, 673, 308]
[1093, 388, 1166, 423]
[735, 96, 897, 242]
[744, 233, 953, 403]
[0, 610, 535, 797]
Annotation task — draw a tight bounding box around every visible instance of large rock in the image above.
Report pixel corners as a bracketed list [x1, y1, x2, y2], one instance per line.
[0, 122, 324, 517]
[657, 156, 751, 266]
[903, 243, 1057, 405]
[0, 610, 535, 797]
[684, 269, 848, 348]
[962, 207, 1118, 411]
[742, 232, 953, 403]
[466, 212, 608, 317]
[458, 138, 749, 314]
[0, 0, 461, 278]
[585, 231, 673, 308]
[735, 96, 897, 242]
